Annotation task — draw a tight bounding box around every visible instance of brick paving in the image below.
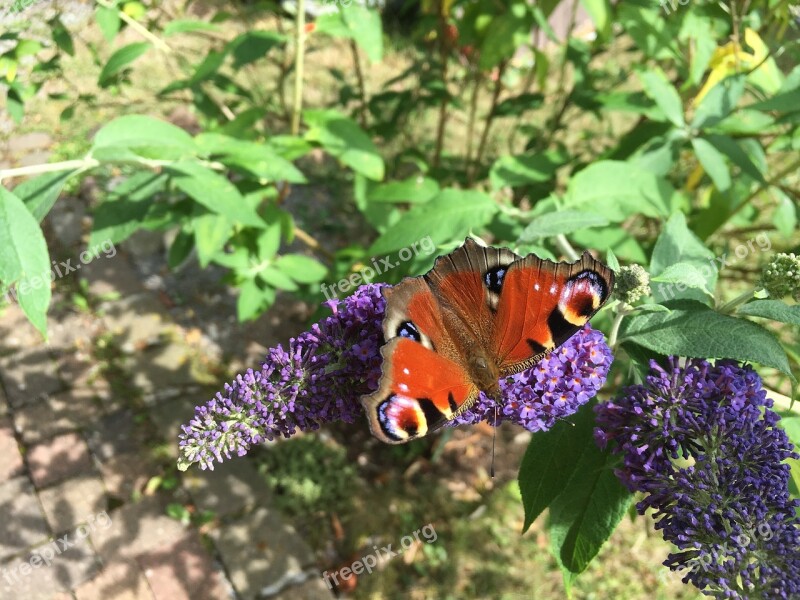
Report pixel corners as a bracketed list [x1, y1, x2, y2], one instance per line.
[0, 227, 333, 598]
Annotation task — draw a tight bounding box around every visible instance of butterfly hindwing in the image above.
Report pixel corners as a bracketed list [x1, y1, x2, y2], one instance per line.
[362, 337, 478, 443]
[492, 251, 614, 374]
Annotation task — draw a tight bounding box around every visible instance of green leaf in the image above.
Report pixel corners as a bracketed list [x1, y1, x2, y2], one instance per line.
[98, 42, 150, 87]
[275, 254, 328, 284]
[368, 189, 497, 255]
[189, 50, 227, 84]
[737, 300, 800, 326]
[342, 6, 383, 64]
[620, 300, 794, 380]
[519, 210, 609, 242]
[563, 160, 678, 222]
[193, 213, 233, 268]
[638, 68, 684, 127]
[772, 187, 798, 238]
[691, 136, 731, 191]
[163, 19, 223, 36]
[5, 86, 23, 124]
[13, 170, 74, 222]
[0, 187, 51, 337]
[167, 228, 194, 268]
[491, 93, 544, 117]
[237, 278, 269, 321]
[14, 40, 43, 58]
[606, 248, 620, 273]
[691, 74, 746, 129]
[195, 133, 306, 183]
[712, 109, 775, 136]
[304, 109, 384, 181]
[89, 172, 168, 247]
[367, 177, 439, 204]
[92, 114, 197, 161]
[228, 31, 285, 68]
[519, 403, 596, 532]
[548, 427, 633, 576]
[51, 17, 75, 56]
[479, 7, 532, 71]
[257, 223, 281, 261]
[316, 7, 383, 63]
[649, 212, 715, 305]
[650, 262, 714, 299]
[259, 266, 298, 291]
[579, 0, 611, 38]
[167, 161, 263, 228]
[595, 91, 666, 121]
[489, 151, 565, 190]
[633, 303, 672, 314]
[748, 89, 800, 113]
[781, 416, 800, 448]
[705, 134, 766, 184]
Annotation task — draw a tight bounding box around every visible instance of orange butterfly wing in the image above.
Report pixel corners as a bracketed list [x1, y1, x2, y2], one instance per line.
[493, 252, 614, 374]
[362, 337, 477, 443]
[361, 279, 478, 443]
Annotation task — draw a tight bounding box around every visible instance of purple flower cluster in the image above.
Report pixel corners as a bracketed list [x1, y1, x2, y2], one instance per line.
[178, 284, 387, 470]
[595, 358, 800, 599]
[452, 325, 612, 432]
[178, 284, 613, 471]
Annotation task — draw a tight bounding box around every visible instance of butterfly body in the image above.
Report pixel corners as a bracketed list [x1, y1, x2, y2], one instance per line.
[361, 238, 614, 444]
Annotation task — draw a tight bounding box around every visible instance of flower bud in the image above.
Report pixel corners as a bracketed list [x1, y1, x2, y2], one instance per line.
[615, 264, 650, 305]
[759, 253, 800, 301]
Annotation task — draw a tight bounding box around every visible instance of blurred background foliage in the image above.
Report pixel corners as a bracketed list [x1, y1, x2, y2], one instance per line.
[1, 0, 799, 597]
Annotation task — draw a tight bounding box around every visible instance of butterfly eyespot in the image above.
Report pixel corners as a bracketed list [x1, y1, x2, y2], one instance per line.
[377, 394, 430, 441]
[483, 266, 506, 294]
[397, 321, 421, 342]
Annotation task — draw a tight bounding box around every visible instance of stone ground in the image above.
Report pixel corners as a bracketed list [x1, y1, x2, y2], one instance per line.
[0, 139, 332, 599]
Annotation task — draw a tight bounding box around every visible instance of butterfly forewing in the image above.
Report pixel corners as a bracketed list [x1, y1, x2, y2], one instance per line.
[422, 238, 520, 348]
[493, 252, 614, 375]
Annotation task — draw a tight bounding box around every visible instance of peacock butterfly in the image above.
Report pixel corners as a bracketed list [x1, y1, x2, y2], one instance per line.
[360, 238, 615, 444]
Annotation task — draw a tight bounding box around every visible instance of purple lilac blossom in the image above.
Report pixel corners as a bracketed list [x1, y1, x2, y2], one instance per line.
[178, 284, 613, 470]
[595, 357, 800, 599]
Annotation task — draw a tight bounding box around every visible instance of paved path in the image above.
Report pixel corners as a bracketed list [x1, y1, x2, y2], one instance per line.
[0, 194, 332, 599]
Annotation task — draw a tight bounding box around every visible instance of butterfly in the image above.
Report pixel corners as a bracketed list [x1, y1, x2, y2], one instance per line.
[360, 238, 615, 444]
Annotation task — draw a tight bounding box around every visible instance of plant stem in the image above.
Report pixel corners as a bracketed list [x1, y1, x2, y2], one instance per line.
[608, 306, 631, 350]
[554, 234, 579, 261]
[0, 155, 223, 183]
[471, 60, 507, 181]
[718, 288, 756, 314]
[538, 0, 579, 151]
[350, 40, 369, 129]
[294, 227, 336, 262]
[432, 13, 450, 171]
[95, 0, 172, 53]
[291, 0, 306, 136]
[0, 158, 99, 181]
[465, 68, 482, 185]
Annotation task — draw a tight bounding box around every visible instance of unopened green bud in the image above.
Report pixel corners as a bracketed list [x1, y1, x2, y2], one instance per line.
[759, 253, 800, 302]
[616, 264, 650, 305]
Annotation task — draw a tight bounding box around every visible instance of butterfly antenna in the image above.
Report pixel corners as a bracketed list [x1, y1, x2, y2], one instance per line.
[490, 404, 497, 479]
